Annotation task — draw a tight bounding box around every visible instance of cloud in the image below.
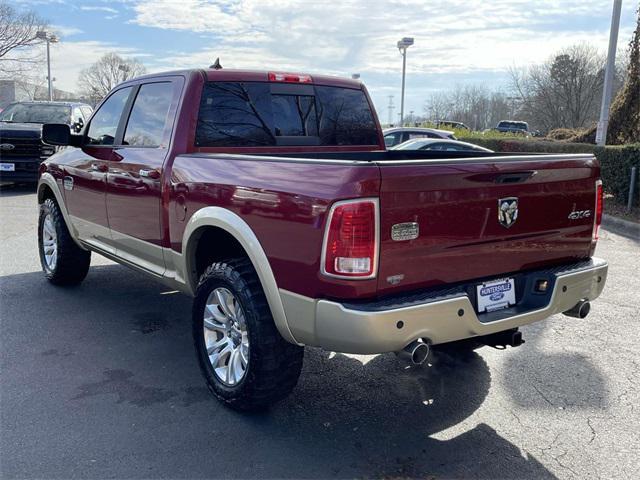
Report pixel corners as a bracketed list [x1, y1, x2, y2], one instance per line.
[45, 41, 143, 93]
[51, 25, 84, 37]
[27, 0, 636, 112]
[80, 6, 119, 14]
[127, 0, 635, 112]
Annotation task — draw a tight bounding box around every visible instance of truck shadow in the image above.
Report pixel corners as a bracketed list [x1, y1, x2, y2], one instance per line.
[502, 320, 609, 410]
[0, 264, 565, 479]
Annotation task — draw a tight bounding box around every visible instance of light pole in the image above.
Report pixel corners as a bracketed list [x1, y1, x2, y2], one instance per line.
[36, 31, 59, 101]
[397, 37, 414, 126]
[596, 0, 623, 146]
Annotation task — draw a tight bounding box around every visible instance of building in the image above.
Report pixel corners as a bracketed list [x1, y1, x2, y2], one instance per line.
[0, 80, 86, 109]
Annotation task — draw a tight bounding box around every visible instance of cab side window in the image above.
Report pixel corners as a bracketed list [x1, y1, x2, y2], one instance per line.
[123, 82, 173, 147]
[86, 87, 132, 146]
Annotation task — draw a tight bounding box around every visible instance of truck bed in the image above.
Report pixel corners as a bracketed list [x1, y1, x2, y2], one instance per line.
[169, 151, 599, 300]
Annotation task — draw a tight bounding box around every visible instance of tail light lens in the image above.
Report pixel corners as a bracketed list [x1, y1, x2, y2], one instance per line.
[593, 179, 603, 241]
[322, 199, 378, 279]
[268, 72, 313, 83]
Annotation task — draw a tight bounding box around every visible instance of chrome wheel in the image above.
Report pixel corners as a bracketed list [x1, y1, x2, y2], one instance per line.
[203, 287, 249, 386]
[42, 214, 58, 271]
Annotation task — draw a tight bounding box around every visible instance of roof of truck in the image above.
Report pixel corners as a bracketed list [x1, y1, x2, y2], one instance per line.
[126, 68, 363, 89]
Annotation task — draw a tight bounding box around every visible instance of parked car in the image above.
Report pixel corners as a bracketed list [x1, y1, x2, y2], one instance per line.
[391, 138, 493, 152]
[0, 101, 93, 183]
[436, 120, 470, 130]
[383, 126, 456, 147]
[494, 120, 530, 136]
[36, 68, 607, 411]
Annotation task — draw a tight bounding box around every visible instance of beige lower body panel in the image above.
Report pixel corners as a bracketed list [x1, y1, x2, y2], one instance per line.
[281, 258, 608, 354]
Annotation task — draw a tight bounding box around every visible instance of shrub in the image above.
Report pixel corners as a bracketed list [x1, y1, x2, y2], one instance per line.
[546, 128, 585, 141]
[459, 138, 640, 207]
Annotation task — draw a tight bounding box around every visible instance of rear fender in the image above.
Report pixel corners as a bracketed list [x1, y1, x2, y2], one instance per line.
[180, 206, 300, 345]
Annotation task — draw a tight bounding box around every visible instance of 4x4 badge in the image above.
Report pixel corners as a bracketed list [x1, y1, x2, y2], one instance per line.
[498, 197, 518, 228]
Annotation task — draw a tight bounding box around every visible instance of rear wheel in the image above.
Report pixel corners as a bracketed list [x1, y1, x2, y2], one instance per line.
[38, 198, 91, 285]
[193, 259, 304, 411]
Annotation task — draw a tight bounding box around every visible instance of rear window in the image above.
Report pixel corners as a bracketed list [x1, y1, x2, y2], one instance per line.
[195, 82, 378, 147]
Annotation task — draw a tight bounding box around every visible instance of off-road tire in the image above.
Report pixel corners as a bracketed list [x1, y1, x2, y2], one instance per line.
[38, 198, 91, 285]
[193, 258, 304, 411]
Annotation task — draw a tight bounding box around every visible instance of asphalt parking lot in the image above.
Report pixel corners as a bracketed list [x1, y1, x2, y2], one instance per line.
[1, 183, 639, 479]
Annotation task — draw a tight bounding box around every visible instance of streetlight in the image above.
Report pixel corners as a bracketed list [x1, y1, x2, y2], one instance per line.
[351, 73, 361, 80]
[397, 36, 414, 126]
[118, 64, 131, 82]
[36, 30, 59, 101]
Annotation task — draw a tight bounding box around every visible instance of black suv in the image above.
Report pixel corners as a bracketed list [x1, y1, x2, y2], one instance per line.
[0, 101, 93, 183]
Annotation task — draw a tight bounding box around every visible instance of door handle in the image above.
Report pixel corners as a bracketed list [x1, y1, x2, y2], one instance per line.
[89, 163, 108, 172]
[139, 168, 161, 179]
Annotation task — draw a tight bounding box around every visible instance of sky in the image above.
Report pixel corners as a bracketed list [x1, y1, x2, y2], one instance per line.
[9, 0, 639, 117]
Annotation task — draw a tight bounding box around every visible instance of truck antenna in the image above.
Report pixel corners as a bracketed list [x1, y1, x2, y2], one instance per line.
[210, 58, 223, 70]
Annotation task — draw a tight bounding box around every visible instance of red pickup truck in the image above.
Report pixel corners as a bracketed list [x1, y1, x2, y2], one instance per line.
[37, 68, 608, 411]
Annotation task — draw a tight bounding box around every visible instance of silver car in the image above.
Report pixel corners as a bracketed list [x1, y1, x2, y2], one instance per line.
[383, 127, 456, 147]
[391, 138, 493, 152]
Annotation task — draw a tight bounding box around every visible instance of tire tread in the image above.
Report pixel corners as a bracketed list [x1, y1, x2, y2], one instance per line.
[193, 258, 303, 411]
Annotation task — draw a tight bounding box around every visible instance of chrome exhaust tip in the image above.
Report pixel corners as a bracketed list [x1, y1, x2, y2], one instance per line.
[396, 340, 430, 365]
[563, 299, 591, 319]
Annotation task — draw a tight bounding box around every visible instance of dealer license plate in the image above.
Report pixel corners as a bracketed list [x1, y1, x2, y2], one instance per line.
[0, 163, 15, 172]
[476, 277, 516, 313]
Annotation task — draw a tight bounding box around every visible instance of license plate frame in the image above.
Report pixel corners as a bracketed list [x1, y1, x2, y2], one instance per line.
[0, 163, 15, 172]
[476, 277, 516, 313]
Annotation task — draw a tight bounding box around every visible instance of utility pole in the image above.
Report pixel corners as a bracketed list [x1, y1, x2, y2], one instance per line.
[397, 37, 414, 127]
[387, 95, 395, 126]
[596, 0, 623, 146]
[45, 40, 52, 100]
[36, 31, 59, 101]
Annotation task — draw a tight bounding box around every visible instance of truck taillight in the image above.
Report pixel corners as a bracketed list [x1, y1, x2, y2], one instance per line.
[593, 179, 603, 241]
[322, 199, 378, 279]
[268, 72, 313, 83]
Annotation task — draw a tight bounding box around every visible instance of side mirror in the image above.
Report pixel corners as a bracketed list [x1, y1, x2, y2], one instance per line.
[42, 123, 82, 147]
[42, 123, 70, 146]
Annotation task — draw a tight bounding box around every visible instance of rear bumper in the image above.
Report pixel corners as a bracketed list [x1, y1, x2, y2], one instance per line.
[280, 258, 608, 354]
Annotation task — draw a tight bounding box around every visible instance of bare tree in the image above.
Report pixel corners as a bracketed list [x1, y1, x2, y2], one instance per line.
[423, 85, 511, 130]
[0, 2, 47, 59]
[14, 72, 46, 99]
[0, 2, 48, 78]
[78, 53, 146, 103]
[509, 44, 627, 132]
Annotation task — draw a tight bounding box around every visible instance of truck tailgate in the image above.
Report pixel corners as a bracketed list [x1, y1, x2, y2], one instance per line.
[375, 154, 599, 295]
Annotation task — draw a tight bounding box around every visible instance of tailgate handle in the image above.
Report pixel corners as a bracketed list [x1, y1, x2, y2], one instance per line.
[494, 171, 537, 184]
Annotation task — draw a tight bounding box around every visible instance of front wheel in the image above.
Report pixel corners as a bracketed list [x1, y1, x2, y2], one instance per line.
[193, 259, 304, 411]
[38, 198, 91, 285]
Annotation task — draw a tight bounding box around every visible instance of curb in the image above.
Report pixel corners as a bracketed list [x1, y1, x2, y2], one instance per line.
[602, 214, 640, 240]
